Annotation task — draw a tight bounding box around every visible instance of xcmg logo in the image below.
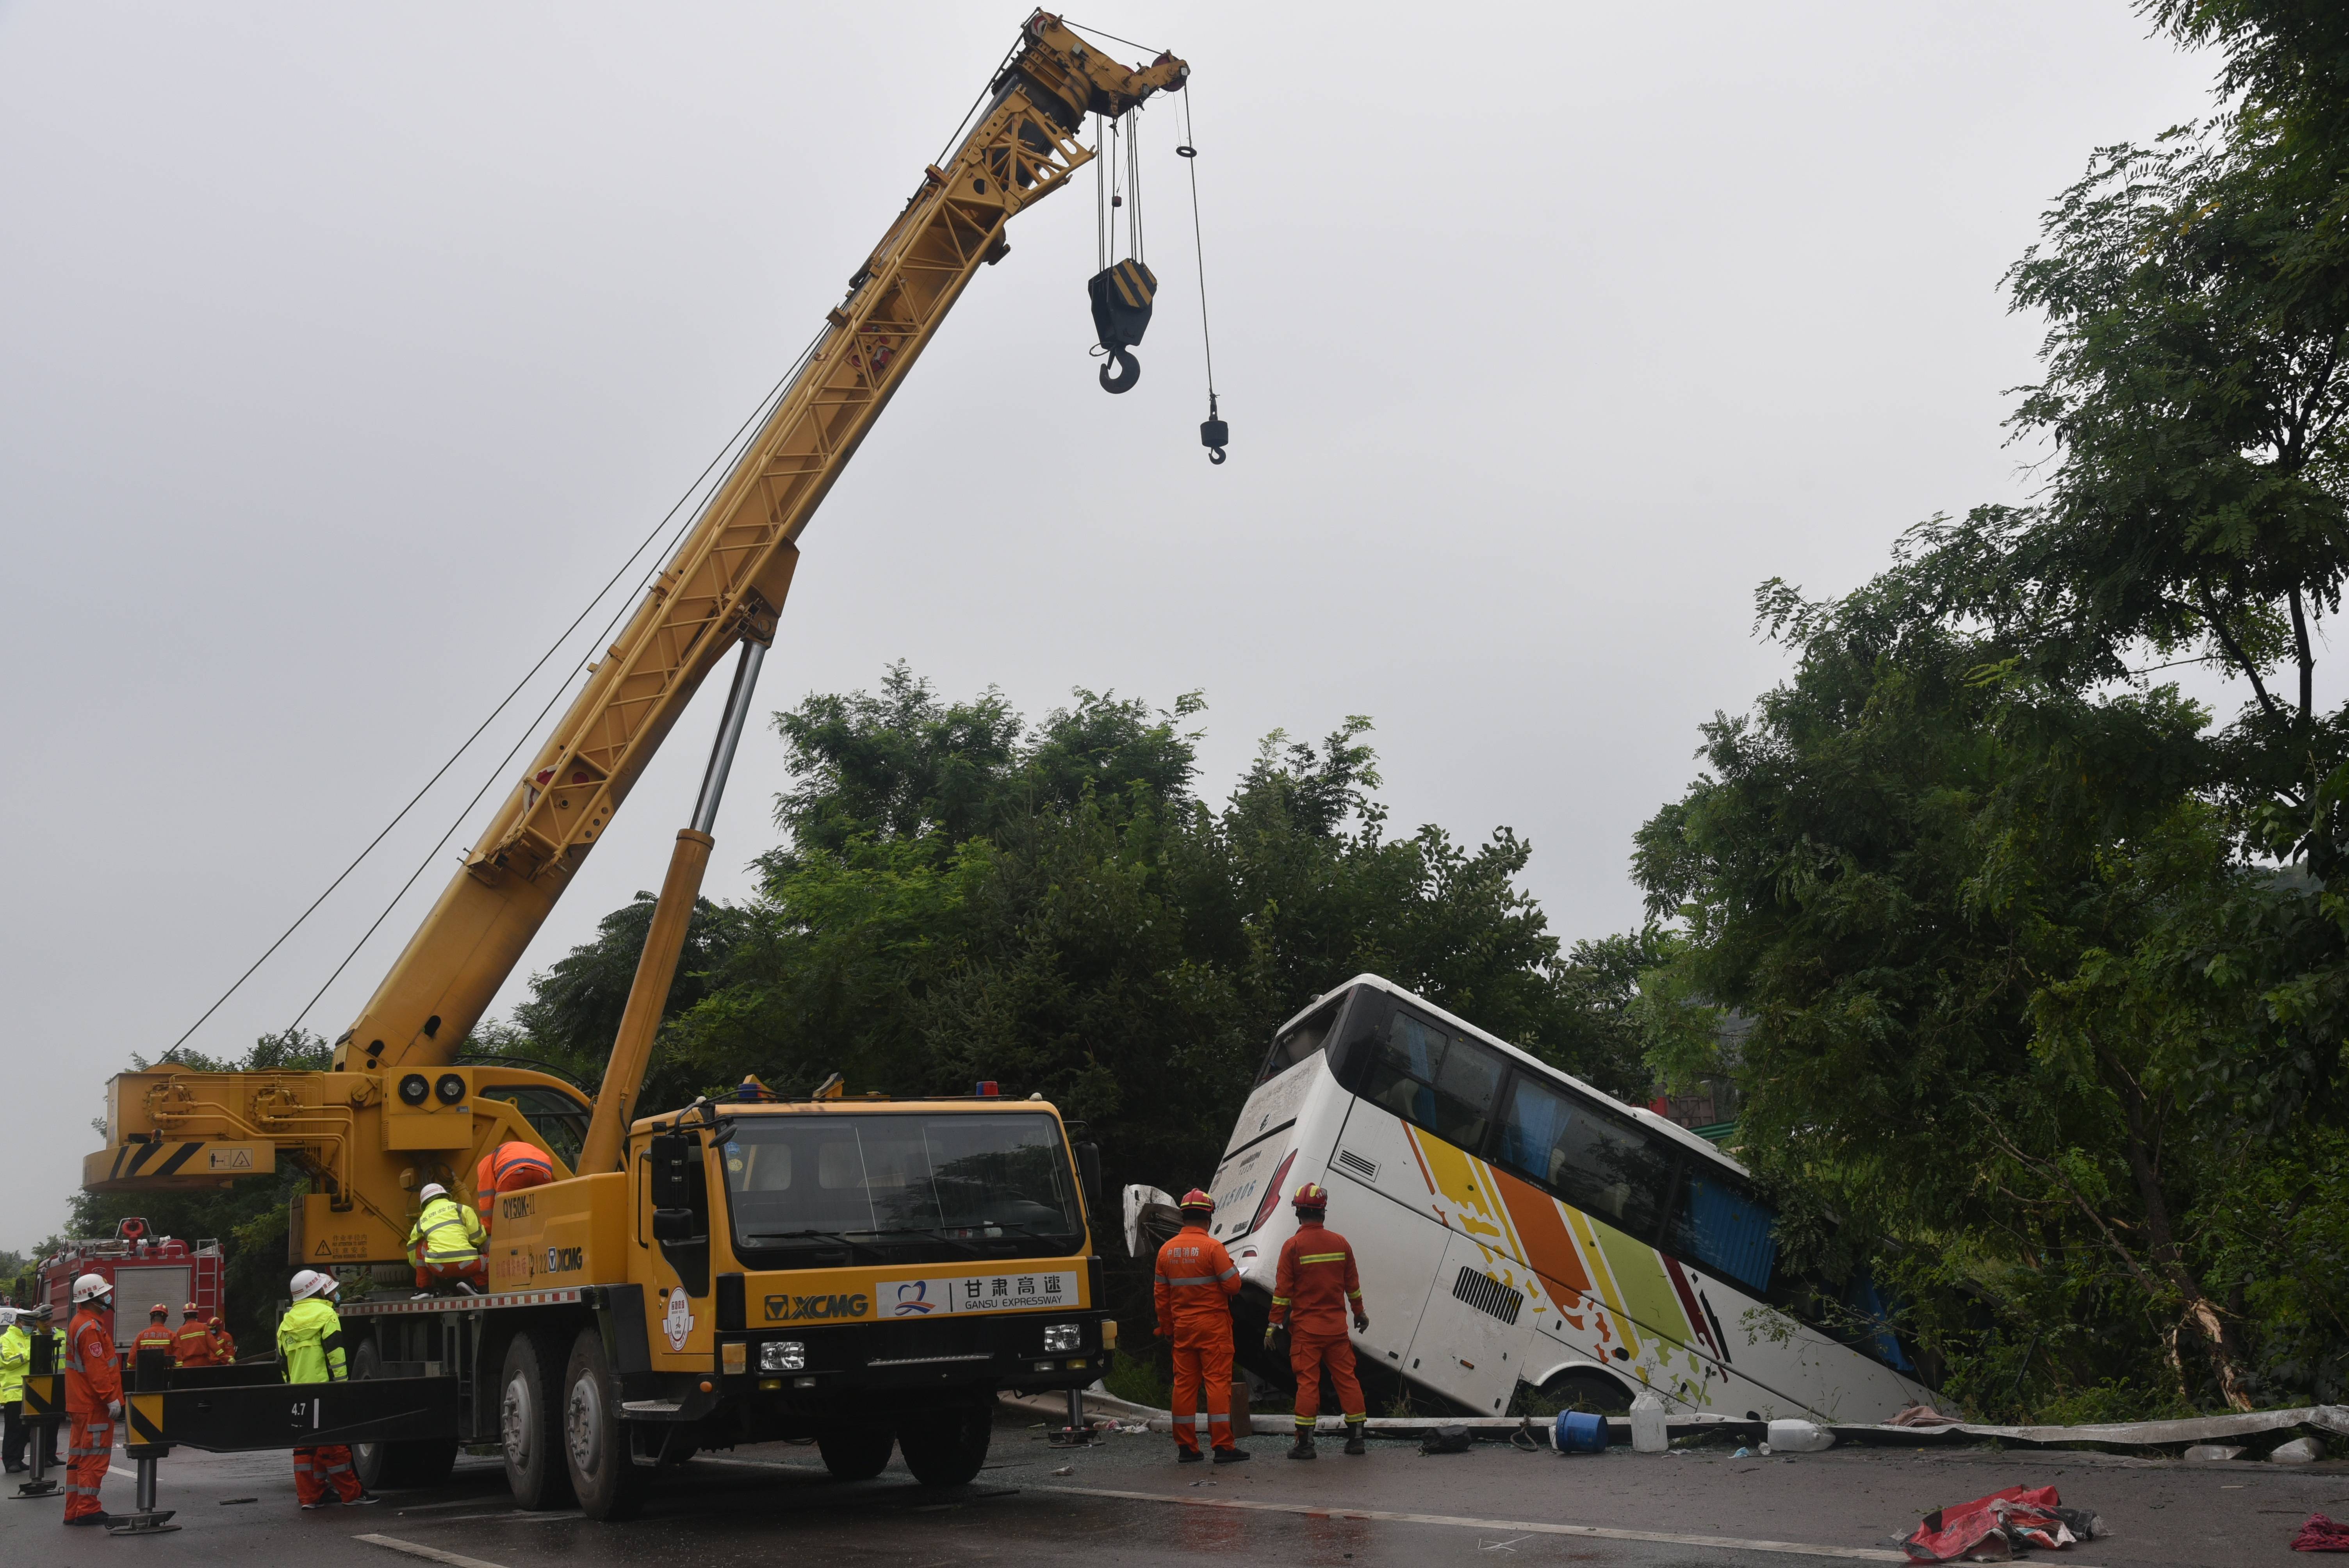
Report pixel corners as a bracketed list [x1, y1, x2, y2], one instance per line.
[764, 1292, 869, 1322]
[543, 1246, 583, 1274]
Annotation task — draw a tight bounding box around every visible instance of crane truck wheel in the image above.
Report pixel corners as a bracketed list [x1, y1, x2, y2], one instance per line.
[499, 1333, 576, 1510]
[894, 1392, 993, 1487]
[562, 1325, 648, 1521]
[350, 1336, 459, 1490]
[815, 1422, 895, 1481]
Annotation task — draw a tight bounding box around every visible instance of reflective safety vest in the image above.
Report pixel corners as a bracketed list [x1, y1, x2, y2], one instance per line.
[408, 1194, 485, 1266]
[172, 1320, 221, 1366]
[133, 1322, 176, 1363]
[276, 1297, 348, 1384]
[0, 1322, 27, 1402]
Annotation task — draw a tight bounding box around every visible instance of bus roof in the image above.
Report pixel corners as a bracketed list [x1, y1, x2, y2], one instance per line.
[1281, 973, 1749, 1178]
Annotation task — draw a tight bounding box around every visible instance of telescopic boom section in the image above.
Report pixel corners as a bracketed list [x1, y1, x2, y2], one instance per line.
[331, 15, 1187, 1076]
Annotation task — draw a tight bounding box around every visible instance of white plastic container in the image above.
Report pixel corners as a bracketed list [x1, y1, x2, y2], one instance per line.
[1766, 1418, 1834, 1453]
[1630, 1392, 1669, 1453]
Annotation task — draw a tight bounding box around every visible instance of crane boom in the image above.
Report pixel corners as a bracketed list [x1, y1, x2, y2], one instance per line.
[334, 14, 1187, 1075]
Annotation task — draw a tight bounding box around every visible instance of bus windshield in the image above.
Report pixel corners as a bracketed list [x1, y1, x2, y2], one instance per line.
[719, 1112, 1084, 1267]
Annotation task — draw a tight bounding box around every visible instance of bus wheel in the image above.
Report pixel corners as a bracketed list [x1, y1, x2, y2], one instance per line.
[816, 1422, 895, 1481]
[896, 1394, 991, 1486]
[563, 1326, 647, 1521]
[501, 1333, 574, 1510]
[1539, 1367, 1633, 1415]
[351, 1337, 458, 1489]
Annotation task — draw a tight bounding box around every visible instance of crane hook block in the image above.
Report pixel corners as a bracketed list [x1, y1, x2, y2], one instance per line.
[1087, 259, 1156, 396]
[1201, 413, 1229, 464]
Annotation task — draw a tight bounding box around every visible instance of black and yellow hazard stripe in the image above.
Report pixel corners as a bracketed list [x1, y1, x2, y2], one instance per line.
[106, 1140, 209, 1180]
[20, 1372, 62, 1419]
[127, 1392, 168, 1446]
[1102, 258, 1155, 309]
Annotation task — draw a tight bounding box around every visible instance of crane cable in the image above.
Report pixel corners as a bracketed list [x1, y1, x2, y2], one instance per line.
[161, 332, 821, 1060]
[1178, 86, 1227, 462]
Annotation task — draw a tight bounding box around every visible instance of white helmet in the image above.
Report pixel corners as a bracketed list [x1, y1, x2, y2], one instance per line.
[289, 1269, 330, 1301]
[418, 1182, 449, 1202]
[72, 1272, 112, 1304]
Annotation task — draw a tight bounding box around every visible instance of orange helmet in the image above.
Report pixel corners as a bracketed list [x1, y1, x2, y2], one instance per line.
[1292, 1181, 1330, 1211]
[1178, 1188, 1215, 1214]
[182, 1302, 200, 1315]
[149, 1302, 170, 1318]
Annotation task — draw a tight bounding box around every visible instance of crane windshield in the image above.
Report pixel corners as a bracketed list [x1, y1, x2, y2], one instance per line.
[720, 1112, 1083, 1268]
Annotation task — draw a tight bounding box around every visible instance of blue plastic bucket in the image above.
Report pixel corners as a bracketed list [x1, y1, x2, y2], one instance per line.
[1554, 1410, 1609, 1453]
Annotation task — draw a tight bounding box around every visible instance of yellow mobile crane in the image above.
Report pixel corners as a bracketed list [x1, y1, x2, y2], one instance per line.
[74, 13, 1189, 1519]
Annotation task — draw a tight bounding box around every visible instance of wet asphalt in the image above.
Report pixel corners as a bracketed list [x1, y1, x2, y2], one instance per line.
[6, 1408, 2345, 1567]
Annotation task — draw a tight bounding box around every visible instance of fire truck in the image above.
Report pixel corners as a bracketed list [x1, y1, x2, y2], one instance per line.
[33, 1219, 226, 1363]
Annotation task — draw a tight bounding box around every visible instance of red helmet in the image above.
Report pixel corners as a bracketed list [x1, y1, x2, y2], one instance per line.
[182, 1302, 200, 1315]
[149, 1302, 170, 1318]
[1292, 1181, 1330, 1211]
[1178, 1188, 1215, 1214]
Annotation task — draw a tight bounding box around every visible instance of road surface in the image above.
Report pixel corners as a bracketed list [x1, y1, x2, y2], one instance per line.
[5, 1409, 2342, 1566]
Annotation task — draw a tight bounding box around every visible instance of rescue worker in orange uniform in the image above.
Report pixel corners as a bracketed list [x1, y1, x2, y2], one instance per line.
[209, 1317, 237, 1363]
[1266, 1181, 1369, 1459]
[62, 1272, 123, 1526]
[131, 1303, 176, 1370]
[474, 1140, 555, 1231]
[1153, 1188, 1250, 1465]
[171, 1303, 221, 1367]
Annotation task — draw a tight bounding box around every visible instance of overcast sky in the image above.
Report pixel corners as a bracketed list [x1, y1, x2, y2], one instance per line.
[1, 3, 2248, 1252]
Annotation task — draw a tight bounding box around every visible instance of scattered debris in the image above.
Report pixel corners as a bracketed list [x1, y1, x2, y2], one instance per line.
[218, 1497, 257, 1506]
[2185, 1444, 2249, 1462]
[2273, 1437, 2328, 1465]
[1902, 1484, 2101, 1563]
[1050, 1465, 1073, 1476]
[1769, 1419, 1833, 1453]
[1552, 1411, 1608, 1454]
[1422, 1424, 1474, 1455]
[2293, 1513, 2349, 1552]
[1888, 1406, 1965, 1428]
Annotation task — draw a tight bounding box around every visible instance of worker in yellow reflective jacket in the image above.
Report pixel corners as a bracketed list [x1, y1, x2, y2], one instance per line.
[277, 1271, 377, 1511]
[1, 1308, 29, 1474]
[406, 1182, 487, 1296]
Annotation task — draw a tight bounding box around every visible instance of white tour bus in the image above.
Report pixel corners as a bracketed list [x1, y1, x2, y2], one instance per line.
[1172, 975, 1932, 1421]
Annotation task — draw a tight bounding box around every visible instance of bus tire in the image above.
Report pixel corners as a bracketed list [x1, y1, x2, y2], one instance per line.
[500, 1332, 574, 1510]
[562, 1325, 647, 1521]
[1539, 1366, 1633, 1415]
[896, 1394, 991, 1486]
[816, 1422, 895, 1481]
[350, 1336, 459, 1490]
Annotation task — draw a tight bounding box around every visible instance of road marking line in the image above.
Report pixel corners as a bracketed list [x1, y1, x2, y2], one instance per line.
[399, 1510, 583, 1525]
[354, 1534, 512, 1568]
[1029, 1482, 2068, 1564]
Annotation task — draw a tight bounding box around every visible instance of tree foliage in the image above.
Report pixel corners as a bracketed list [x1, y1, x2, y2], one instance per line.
[1633, 3, 2349, 1416]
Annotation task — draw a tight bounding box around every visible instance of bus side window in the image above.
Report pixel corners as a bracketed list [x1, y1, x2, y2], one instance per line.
[1360, 1011, 1501, 1150]
[1667, 1171, 1779, 1293]
[1499, 1075, 1673, 1238]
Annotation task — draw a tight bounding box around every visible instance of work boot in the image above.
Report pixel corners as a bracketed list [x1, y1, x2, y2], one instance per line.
[348, 1493, 381, 1506]
[63, 1512, 115, 1527]
[1343, 1430, 1367, 1456]
[1212, 1446, 1251, 1465]
[1176, 1447, 1204, 1464]
[1287, 1433, 1317, 1460]
[454, 1282, 481, 1296]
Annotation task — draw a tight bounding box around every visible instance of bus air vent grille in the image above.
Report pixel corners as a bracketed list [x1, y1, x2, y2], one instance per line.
[1335, 1148, 1378, 1182]
[1452, 1266, 1524, 1326]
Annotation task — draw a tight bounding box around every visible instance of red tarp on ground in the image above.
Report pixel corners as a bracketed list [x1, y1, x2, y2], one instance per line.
[1905, 1484, 2087, 1562]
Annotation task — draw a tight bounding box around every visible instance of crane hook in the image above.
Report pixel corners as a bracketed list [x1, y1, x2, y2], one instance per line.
[1098, 346, 1141, 394]
[1200, 395, 1228, 463]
